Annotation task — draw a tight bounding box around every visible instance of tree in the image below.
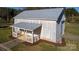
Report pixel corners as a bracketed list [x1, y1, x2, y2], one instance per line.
[0, 7, 21, 23]
[64, 8, 79, 22]
[23, 7, 54, 10]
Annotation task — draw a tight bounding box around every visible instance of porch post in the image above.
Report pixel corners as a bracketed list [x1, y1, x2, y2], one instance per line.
[32, 31, 34, 43]
[12, 27, 13, 37]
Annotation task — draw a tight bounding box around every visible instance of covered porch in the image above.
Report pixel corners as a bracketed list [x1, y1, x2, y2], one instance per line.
[11, 22, 42, 43]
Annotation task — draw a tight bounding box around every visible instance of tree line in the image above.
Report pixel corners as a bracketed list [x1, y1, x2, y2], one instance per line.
[0, 7, 79, 24]
[0, 7, 21, 23]
[64, 8, 79, 23]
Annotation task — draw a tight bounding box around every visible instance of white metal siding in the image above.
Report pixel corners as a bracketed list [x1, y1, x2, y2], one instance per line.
[12, 27, 20, 37]
[40, 21, 56, 42]
[62, 15, 65, 35]
[56, 15, 65, 43]
[14, 19, 57, 43]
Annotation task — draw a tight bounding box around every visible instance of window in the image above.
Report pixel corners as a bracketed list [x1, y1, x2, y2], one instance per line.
[27, 30, 32, 33]
[62, 21, 65, 24]
[20, 29, 25, 31]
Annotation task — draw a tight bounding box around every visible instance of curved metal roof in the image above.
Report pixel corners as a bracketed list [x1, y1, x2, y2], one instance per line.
[12, 22, 41, 31]
[14, 8, 64, 21]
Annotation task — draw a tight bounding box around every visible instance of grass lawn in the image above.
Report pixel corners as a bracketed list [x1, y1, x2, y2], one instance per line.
[11, 39, 79, 51]
[65, 22, 79, 35]
[11, 22, 79, 51]
[11, 41, 58, 51]
[0, 27, 12, 43]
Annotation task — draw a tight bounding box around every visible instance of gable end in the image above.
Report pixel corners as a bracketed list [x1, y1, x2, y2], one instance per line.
[57, 9, 64, 24]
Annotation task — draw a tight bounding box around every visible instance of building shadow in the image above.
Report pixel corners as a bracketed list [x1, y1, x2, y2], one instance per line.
[23, 38, 66, 47]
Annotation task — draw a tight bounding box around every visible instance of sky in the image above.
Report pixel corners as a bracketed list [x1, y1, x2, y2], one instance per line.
[75, 7, 79, 12]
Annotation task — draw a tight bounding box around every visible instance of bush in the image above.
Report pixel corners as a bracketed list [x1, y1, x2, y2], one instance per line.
[66, 16, 79, 23]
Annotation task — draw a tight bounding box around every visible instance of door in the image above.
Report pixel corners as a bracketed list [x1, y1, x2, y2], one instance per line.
[61, 21, 64, 36]
[18, 29, 27, 41]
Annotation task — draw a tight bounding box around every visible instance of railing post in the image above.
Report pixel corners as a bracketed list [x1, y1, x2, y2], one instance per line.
[32, 31, 34, 44]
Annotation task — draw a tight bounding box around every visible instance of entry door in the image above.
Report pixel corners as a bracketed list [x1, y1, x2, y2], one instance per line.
[40, 21, 51, 40]
[18, 30, 27, 41]
[61, 21, 64, 36]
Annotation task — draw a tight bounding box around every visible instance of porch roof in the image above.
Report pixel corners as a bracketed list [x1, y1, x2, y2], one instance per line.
[12, 22, 41, 31]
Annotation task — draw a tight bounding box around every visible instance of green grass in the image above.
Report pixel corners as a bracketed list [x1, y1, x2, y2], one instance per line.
[11, 39, 79, 51]
[38, 42, 58, 51]
[65, 22, 79, 35]
[0, 27, 12, 43]
[11, 42, 58, 51]
[11, 43, 28, 51]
